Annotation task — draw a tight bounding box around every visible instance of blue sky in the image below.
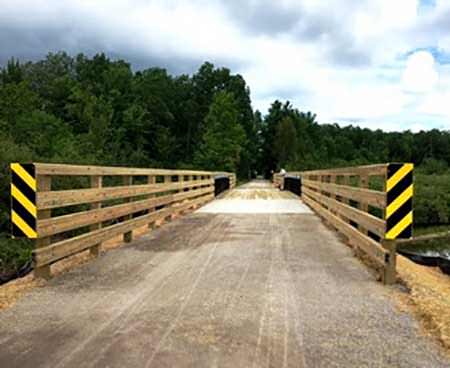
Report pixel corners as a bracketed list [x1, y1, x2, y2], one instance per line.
[0, 0, 449, 132]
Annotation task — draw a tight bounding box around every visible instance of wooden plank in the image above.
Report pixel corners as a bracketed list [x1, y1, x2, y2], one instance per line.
[381, 240, 396, 284]
[34, 163, 218, 177]
[37, 179, 213, 209]
[302, 187, 385, 237]
[302, 193, 387, 265]
[302, 179, 386, 209]
[341, 176, 350, 205]
[90, 175, 102, 256]
[123, 176, 133, 243]
[288, 163, 388, 177]
[328, 175, 338, 216]
[34, 175, 52, 279]
[359, 175, 369, 235]
[37, 187, 213, 237]
[395, 231, 450, 245]
[33, 193, 214, 267]
[147, 175, 156, 228]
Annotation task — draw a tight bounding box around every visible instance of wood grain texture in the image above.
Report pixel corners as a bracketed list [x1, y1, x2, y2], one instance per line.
[28, 163, 234, 277]
[34, 163, 218, 177]
[37, 180, 213, 209]
[33, 193, 214, 266]
[36, 186, 212, 237]
[302, 179, 386, 209]
[289, 163, 388, 177]
[302, 187, 385, 237]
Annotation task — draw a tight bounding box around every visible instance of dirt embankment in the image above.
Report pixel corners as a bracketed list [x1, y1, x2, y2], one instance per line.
[396, 255, 450, 352]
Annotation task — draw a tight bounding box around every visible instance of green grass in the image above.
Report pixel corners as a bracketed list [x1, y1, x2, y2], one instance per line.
[414, 225, 450, 236]
[414, 173, 450, 227]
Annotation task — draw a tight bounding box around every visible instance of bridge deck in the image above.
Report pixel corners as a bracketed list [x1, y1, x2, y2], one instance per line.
[0, 181, 448, 367]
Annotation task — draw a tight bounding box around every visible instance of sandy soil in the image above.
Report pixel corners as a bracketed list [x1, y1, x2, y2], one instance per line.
[395, 255, 450, 351]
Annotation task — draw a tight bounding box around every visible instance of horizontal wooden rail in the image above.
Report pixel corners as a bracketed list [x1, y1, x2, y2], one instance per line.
[10, 163, 235, 279]
[395, 231, 450, 245]
[303, 195, 388, 265]
[288, 163, 388, 177]
[34, 194, 214, 267]
[276, 162, 414, 284]
[302, 179, 386, 209]
[37, 179, 213, 209]
[302, 187, 385, 237]
[37, 187, 213, 237]
[273, 173, 284, 189]
[34, 163, 215, 177]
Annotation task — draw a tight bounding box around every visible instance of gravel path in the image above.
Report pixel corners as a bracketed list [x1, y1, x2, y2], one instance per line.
[0, 182, 448, 367]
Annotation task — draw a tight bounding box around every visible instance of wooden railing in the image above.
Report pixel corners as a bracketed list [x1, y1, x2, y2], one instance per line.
[273, 173, 284, 189]
[279, 163, 414, 284]
[11, 163, 235, 279]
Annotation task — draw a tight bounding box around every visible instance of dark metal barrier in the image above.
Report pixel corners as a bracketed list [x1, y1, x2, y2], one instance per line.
[283, 176, 301, 196]
[214, 176, 230, 196]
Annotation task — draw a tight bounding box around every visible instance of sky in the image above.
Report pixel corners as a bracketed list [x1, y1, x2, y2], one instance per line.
[1, 0, 449, 132]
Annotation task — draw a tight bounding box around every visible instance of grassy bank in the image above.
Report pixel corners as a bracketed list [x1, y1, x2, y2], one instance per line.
[0, 236, 33, 283]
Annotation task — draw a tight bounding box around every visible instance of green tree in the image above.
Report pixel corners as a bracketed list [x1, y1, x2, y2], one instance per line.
[274, 116, 298, 169]
[194, 92, 245, 172]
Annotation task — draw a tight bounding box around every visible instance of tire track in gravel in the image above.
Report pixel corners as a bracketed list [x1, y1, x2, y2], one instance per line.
[144, 215, 230, 367]
[53, 214, 229, 368]
[274, 214, 308, 368]
[252, 219, 274, 368]
[0, 215, 211, 348]
[91, 214, 231, 368]
[0, 214, 225, 368]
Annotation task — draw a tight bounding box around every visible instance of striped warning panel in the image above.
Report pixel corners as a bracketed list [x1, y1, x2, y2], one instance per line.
[10, 163, 37, 238]
[385, 163, 413, 239]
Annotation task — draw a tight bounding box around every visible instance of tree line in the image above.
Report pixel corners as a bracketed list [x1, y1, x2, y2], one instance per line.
[261, 100, 450, 176]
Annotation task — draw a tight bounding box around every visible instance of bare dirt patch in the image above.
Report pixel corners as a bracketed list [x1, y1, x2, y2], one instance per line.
[395, 255, 450, 352]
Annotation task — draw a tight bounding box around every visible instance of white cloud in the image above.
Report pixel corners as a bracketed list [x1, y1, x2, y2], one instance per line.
[1, 0, 450, 131]
[402, 51, 439, 93]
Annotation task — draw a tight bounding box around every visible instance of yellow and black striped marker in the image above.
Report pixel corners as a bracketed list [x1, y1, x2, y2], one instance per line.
[10, 163, 37, 238]
[385, 163, 413, 239]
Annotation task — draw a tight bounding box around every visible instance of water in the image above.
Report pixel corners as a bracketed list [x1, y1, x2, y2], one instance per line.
[398, 240, 450, 258]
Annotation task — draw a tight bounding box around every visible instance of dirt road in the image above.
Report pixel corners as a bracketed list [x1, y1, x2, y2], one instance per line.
[0, 181, 448, 367]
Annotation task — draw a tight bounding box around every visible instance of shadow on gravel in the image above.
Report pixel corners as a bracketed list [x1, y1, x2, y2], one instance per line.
[131, 213, 230, 253]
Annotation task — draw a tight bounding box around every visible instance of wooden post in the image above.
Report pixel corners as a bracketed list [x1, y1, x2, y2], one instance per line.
[34, 175, 52, 279]
[329, 175, 337, 215]
[148, 175, 156, 229]
[174, 174, 182, 216]
[190, 175, 197, 208]
[359, 175, 369, 235]
[381, 240, 397, 284]
[161, 175, 171, 221]
[90, 175, 103, 256]
[321, 175, 327, 207]
[381, 166, 396, 284]
[123, 176, 133, 243]
[342, 175, 350, 205]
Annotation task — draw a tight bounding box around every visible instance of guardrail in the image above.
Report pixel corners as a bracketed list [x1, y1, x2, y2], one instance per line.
[273, 173, 284, 189]
[276, 163, 413, 284]
[10, 163, 235, 279]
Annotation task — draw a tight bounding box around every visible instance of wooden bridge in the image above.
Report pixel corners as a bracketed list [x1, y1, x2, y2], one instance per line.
[2, 163, 449, 367]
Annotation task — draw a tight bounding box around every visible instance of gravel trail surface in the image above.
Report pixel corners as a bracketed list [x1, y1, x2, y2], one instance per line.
[0, 181, 448, 367]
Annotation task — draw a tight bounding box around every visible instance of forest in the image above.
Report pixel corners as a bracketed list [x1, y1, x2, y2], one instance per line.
[1, 52, 450, 279]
